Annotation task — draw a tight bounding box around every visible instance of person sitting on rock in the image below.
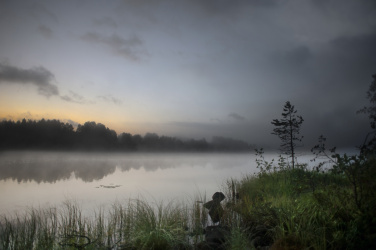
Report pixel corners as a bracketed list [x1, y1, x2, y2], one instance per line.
[203, 192, 225, 224]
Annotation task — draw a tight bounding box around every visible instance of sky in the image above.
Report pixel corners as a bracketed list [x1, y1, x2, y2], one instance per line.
[0, 0, 375, 150]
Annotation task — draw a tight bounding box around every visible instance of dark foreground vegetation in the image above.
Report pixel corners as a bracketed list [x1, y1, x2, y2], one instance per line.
[0, 119, 250, 152]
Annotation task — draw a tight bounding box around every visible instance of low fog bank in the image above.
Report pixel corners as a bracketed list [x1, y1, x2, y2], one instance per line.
[0, 151, 254, 183]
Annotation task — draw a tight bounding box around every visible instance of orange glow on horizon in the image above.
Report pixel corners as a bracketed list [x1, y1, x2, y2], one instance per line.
[0, 108, 146, 136]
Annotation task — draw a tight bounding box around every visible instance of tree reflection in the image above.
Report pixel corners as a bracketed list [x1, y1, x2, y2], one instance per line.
[0, 152, 117, 183]
[0, 152, 251, 183]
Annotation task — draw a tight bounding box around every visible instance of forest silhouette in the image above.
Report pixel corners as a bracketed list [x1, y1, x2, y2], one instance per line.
[0, 119, 251, 152]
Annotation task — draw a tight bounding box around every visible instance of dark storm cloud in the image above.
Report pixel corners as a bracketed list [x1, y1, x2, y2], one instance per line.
[81, 32, 145, 61]
[302, 105, 370, 150]
[302, 30, 376, 103]
[269, 45, 312, 77]
[0, 63, 58, 97]
[37, 24, 53, 39]
[97, 95, 122, 105]
[228, 112, 246, 121]
[329, 31, 376, 76]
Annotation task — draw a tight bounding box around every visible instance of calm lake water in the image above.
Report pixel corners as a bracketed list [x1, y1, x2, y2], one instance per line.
[0, 151, 263, 215]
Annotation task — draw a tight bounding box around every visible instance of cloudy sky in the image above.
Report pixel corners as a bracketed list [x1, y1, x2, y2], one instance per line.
[0, 0, 375, 149]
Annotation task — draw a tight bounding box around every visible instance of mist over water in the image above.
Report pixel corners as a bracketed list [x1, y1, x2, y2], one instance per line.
[0, 151, 258, 215]
[0, 150, 343, 215]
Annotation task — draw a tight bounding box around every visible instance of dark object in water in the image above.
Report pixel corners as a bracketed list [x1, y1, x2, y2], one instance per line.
[204, 192, 225, 224]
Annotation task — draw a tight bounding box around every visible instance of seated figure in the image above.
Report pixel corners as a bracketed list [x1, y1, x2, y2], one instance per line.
[203, 192, 225, 224]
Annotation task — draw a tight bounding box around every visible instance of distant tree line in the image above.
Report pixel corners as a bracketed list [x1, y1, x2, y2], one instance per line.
[0, 119, 251, 152]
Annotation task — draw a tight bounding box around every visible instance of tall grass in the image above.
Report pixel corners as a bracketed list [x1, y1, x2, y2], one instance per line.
[225, 155, 376, 249]
[128, 199, 190, 249]
[0, 199, 198, 250]
[188, 192, 208, 246]
[0, 207, 59, 249]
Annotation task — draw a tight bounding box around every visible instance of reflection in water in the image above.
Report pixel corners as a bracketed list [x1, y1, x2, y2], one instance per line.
[0, 151, 256, 216]
[0, 151, 341, 218]
[0, 152, 116, 183]
[0, 151, 253, 183]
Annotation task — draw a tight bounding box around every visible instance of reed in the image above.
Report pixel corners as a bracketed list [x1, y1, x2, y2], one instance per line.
[188, 192, 208, 245]
[0, 199, 194, 249]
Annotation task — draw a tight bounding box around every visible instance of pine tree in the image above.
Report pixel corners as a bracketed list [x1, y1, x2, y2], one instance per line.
[271, 101, 304, 169]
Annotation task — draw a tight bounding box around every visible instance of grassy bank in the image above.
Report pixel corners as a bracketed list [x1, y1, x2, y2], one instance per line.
[222, 152, 376, 249]
[0, 197, 207, 250]
[1, 153, 375, 249]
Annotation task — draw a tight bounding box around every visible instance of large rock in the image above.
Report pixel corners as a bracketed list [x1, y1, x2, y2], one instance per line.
[196, 226, 230, 250]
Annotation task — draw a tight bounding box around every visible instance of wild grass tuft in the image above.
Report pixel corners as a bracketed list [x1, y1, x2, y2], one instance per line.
[0, 199, 193, 250]
[128, 199, 190, 250]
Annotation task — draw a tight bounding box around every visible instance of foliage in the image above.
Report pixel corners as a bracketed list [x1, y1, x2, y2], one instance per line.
[0, 118, 75, 150]
[311, 135, 337, 172]
[233, 137, 376, 249]
[76, 121, 118, 150]
[357, 74, 376, 153]
[271, 101, 304, 169]
[357, 74, 376, 129]
[0, 119, 251, 152]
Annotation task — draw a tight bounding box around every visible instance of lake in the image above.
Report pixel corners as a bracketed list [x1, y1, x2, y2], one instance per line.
[0, 151, 264, 216]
